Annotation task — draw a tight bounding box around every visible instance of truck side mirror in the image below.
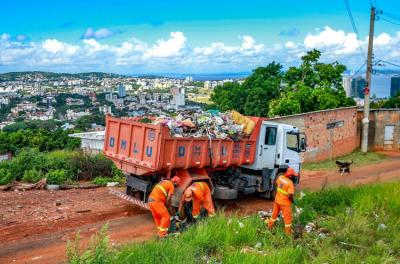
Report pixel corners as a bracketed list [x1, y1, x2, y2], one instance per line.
[300, 137, 307, 152]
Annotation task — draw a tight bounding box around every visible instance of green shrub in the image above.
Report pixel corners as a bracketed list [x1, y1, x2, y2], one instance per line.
[9, 148, 46, 180]
[22, 168, 43, 183]
[67, 225, 113, 264]
[92, 177, 110, 186]
[93, 175, 124, 186]
[0, 167, 14, 185]
[46, 169, 69, 185]
[45, 150, 77, 177]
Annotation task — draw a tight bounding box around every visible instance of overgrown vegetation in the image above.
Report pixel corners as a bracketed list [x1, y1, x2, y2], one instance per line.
[0, 148, 123, 185]
[67, 182, 400, 263]
[0, 122, 80, 154]
[211, 49, 355, 117]
[371, 91, 400, 109]
[302, 150, 387, 171]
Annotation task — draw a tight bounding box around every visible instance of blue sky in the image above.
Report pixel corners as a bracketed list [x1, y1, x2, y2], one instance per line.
[1, 0, 400, 73]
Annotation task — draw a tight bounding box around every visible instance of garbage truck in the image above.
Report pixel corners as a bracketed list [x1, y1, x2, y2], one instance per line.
[103, 114, 307, 205]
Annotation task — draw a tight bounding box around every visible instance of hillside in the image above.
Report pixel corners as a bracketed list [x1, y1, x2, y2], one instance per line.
[0, 71, 123, 81]
[67, 182, 400, 263]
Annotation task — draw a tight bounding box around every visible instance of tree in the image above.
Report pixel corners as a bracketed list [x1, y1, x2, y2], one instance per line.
[270, 50, 355, 116]
[211, 50, 355, 117]
[211, 62, 283, 116]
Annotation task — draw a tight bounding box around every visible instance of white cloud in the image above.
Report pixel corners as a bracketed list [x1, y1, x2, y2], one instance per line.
[285, 41, 296, 49]
[42, 39, 78, 55]
[374, 33, 392, 46]
[2, 28, 400, 73]
[82, 28, 120, 39]
[144, 32, 186, 59]
[304, 26, 347, 48]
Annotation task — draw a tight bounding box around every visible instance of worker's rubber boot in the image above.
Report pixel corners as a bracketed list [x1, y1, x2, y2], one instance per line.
[169, 218, 177, 233]
[284, 226, 292, 236]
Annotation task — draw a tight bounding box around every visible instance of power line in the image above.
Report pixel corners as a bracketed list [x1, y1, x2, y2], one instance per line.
[378, 59, 400, 69]
[344, 0, 366, 60]
[380, 16, 400, 26]
[350, 60, 367, 78]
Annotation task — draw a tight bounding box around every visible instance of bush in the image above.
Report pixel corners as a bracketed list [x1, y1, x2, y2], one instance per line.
[9, 148, 46, 180]
[46, 169, 69, 185]
[92, 177, 110, 186]
[0, 167, 14, 185]
[92, 175, 124, 186]
[22, 169, 43, 183]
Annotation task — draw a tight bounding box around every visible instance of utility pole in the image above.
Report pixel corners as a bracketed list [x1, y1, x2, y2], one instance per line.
[361, 6, 376, 153]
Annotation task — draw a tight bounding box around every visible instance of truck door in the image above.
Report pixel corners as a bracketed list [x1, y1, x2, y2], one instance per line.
[259, 124, 278, 168]
[282, 130, 301, 173]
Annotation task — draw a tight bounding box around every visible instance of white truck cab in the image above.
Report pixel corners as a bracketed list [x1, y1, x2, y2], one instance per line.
[213, 121, 306, 200]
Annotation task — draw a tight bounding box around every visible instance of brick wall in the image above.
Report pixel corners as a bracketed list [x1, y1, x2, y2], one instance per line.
[357, 109, 400, 151]
[271, 107, 358, 162]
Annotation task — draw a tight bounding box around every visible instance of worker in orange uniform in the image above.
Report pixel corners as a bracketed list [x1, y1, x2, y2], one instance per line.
[267, 167, 298, 235]
[180, 181, 216, 220]
[148, 176, 181, 238]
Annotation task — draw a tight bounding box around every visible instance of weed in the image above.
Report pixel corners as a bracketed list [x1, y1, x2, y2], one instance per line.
[69, 182, 400, 264]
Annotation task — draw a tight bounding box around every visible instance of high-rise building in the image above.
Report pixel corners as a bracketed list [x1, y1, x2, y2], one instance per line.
[390, 76, 400, 97]
[342, 76, 352, 97]
[118, 84, 126, 98]
[170, 87, 185, 108]
[351, 77, 366, 98]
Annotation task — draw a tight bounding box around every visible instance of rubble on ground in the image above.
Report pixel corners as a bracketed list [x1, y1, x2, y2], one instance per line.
[0, 178, 47, 192]
[257, 209, 273, 219]
[131, 109, 255, 140]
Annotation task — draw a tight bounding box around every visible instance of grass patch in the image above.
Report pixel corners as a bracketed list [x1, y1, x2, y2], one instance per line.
[302, 150, 387, 171]
[67, 182, 400, 264]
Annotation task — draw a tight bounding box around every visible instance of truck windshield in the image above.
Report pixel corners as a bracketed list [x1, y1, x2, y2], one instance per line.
[286, 132, 299, 152]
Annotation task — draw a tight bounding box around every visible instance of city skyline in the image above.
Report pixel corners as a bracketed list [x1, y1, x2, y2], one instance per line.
[1, 0, 400, 73]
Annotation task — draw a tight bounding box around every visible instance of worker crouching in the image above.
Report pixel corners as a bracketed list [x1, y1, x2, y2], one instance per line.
[267, 167, 298, 235]
[148, 177, 180, 238]
[180, 181, 215, 220]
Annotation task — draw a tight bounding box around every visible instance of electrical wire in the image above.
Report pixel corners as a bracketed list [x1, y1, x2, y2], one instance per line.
[350, 60, 367, 79]
[380, 16, 400, 26]
[378, 59, 400, 69]
[344, 0, 367, 60]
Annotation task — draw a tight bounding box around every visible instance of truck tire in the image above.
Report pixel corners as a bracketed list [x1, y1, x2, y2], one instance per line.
[213, 185, 238, 200]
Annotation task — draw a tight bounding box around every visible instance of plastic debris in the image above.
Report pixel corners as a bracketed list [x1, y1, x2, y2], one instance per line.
[238, 221, 244, 229]
[377, 223, 387, 230]
[304, 222, 316, 233]
[258, 210, 272, 219]
[131, 109, 252, 141]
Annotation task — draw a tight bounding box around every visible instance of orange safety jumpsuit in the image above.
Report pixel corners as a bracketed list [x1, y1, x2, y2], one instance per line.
[268, 175, 294, 235]
[148, 180, 175, 237]
[188, 182, 215, 219]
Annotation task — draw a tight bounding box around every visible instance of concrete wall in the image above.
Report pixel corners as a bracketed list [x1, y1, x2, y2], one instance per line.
[271, 107, 358, 162]
[357, 109, 400, 151]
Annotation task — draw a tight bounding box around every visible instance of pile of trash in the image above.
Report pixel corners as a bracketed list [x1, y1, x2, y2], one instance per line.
[134, 109, 255, 140]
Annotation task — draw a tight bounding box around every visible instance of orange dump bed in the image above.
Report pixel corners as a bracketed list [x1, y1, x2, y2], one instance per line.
[103, 115, 263, 176]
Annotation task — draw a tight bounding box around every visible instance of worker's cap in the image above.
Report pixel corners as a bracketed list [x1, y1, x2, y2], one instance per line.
[171, 176, 181, 185]
[285, 167, 299, 178]
[183, 188, 193, 202]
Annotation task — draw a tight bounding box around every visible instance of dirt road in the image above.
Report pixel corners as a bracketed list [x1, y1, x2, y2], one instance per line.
[1, 152, 399, 264]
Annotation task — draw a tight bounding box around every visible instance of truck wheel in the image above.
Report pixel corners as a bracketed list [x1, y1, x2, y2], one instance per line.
[126, 186, 132, 195]
[213, 185, 238, 200]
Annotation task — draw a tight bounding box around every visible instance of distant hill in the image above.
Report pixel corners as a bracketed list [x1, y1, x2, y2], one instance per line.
[0, 71, 124, 81]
